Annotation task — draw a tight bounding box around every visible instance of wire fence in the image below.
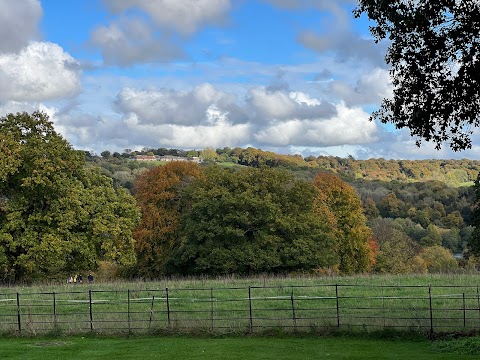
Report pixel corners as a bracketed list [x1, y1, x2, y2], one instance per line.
[2, 284, 480, 336]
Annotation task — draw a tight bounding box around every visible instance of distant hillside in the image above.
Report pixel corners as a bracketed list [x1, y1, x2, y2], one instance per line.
[85, 147, 477, 257]
[85, 147, 480, 188]
[311, 157, 479, 186]
[215, 147, 480, 187]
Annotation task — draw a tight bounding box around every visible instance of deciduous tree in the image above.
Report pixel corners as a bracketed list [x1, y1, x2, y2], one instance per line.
[0, 112, 140, 282]
[133, 161, 202, 277]
[354, 1, 480, 150]
[313, 172, 375, 274]
[171, 167, 337, 275]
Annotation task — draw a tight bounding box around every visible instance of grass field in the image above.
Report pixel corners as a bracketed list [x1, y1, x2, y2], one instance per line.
[1, 334, 480, 359]
[3, 273, 480, 336]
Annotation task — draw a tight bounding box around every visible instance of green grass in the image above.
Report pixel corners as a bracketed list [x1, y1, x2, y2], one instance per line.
[1, 335, 479, 359]
[3, 274, 480, 336]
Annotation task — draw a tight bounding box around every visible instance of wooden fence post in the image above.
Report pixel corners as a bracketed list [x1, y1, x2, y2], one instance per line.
[463, 293, 466, 328]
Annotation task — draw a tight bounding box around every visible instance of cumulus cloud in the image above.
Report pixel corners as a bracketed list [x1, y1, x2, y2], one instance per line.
[104, 0, 231, 35]
[114, 83, 246, 125]
[0, 101, 56, 119]
[90, 17, 184, 66]
[0, 42, 81, 102]
[109, 82, 379, 151]
[298, 29, 387, 67]
[247, 87, 336, 121]
[92, 0, 232, 65]
[265, 0, 388, 66]
[254, 102, 378, 147]
[329, 68, 393, 106]
[263, 0, 356, 10]
[0, 0, 42, 53]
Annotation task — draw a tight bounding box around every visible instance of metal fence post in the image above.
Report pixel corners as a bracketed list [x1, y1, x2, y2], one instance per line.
[428, 286, 434, 336]
[381, 286, 386, 328]
[210, 288, 214, 331]
[248, 286, 253, 333]
[290, 289, 297, 331]
[335, 284, 340, 328]
[477, 286, 480, 329]
[149, 295, 155, 329]
[463, 293, 466, 328]
[166, 287, 171, 327]
[127, 289, 131, 333]
[89, 290, 93, 332]
[53, 292, 57, 326]
[16, 292, 21, 335]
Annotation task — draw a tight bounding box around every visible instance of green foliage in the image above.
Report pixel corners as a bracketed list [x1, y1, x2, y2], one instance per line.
[170, 166, 337, 275]
[469, 174, 480, 257]
[420, 246, 458, 273]
[0, 112, 140, 282]
[370, 218, 423, 274]
[354, 1, 480, 151]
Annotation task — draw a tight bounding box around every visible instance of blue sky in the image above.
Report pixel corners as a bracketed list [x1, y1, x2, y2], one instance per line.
[1, 0, 478, 160]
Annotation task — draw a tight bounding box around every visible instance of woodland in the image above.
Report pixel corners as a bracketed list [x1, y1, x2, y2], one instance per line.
[1, 112, 480, 282]
[68, 144, 480, 278]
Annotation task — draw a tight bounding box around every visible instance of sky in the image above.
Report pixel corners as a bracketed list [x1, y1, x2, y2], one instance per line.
[0, 0, 479, 160]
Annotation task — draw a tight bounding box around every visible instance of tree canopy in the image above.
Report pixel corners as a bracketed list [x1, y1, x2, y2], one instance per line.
[0, 112, 140, 282]
[132, 165, 340, 276]
[133, 161, 202, 277]
[354, 1, 480, 151]
[171, 166, 337, 275]
[313, 172, 376, 274]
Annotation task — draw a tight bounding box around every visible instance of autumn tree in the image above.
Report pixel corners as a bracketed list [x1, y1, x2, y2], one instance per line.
[0, 112, 140, 282]
[313, 172, 375, 274]
[133, 161, 202, 277]
[354, 1, 480, 150]
[420, 246, 458, 273]
[370, 218, 422, 274]
[468, 174, 480, 256]
[170, 166, 337, 275]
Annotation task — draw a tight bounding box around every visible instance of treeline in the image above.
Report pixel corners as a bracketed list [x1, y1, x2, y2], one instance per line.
[3, 112, 480, 283]
[89, 146, 480, 188]
[87, 146, 478, 270]
[355, 180, 474, 252]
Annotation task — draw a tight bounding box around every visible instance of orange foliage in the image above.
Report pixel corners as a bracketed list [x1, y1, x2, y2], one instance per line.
[133, 161, 202, 275]
[313, 172, 375, 273]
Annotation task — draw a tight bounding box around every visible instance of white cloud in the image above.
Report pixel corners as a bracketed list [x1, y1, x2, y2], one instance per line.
[92, 0, 232, 66]
[254, 102, 379, 147]
[114, 83, 246, 125]
[330, 68, 393, 106]
[247, 87, 336, 121]
[104, 0, 231, 35]
[0, 42, 81, 102]
[0, 0, 42, 53]
[90, 17, 184, 66]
